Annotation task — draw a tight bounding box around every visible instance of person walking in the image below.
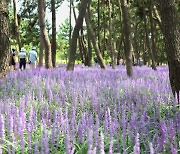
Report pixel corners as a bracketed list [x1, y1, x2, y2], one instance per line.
[18, 47, 27, 70]
[28, 46, 38, 69]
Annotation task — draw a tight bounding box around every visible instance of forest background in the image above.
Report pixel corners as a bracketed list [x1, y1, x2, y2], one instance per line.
[9, 0, 178, 66]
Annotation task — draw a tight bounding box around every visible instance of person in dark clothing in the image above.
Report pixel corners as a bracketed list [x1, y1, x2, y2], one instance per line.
[94, 57, 99, 64]
[9, 49, 16, 70]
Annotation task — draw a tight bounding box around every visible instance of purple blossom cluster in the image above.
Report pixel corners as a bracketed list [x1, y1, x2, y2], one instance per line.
[0, 65, 179, 153]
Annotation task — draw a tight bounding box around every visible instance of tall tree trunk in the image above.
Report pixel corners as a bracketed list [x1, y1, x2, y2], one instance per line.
[117, 0, 123, 65]
[97, 0, 100, 49]
[80, 35, 88, 66]
[38, 35, 44, 67]
[149, 0, 158, 64]
[72, 2, 87, 65]
[69, 0, 72, 45]
[120, 0, 133, 77]
[117, 32, 124, 65]
[142, 35, 147, 65]
[158, 0, 180, 101]
[0, 0, 10, 78]
[78, 35, 84, 63]
[108, 0, 115, 69]
[72, 1, 77, 21]
[102, 11, 106, 58]
[133, 21, 140, 62]
[153, 5, 163, 33]
[67, 0, 89, 71]
[38, 0, 52, 69]
[87, 32, 92, 66]
[51, 0, 56, 68]
[13, 0, 22, 51]
[143, 6, 157, 70]
[85, 6, 106, 69]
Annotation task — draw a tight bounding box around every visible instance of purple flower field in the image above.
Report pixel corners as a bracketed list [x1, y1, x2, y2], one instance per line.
[0, 65, 179, 153]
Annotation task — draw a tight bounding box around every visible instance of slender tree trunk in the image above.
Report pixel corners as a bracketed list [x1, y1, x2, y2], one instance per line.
[158, 0, 180, 101]
[117, 0, 123, 65]
[133, 21, 140, 63]
[72, 2, 87, 65]
[69, 0, 72, 45]
[108, 0, 115, 69]
[80, 35, 88, 65]
[143, 6, 157, 70]
[102, 12, 106, 58]
[149, 0, 158, 63]
[117, 32, 124, 65]
[87, 32, 92, 66]
[72, 1, 77, 21]
[153, 5, 163, 33]
[85, 6, 106, 69]
[120, 0, 133, 77]
[67, 0, 89, 71]
[112, 2, 118, 66]
[142, 35, 147, 65]
[51, 0, 56, 68]
[38, 0, 52, 69]
[97, 0, 100, 49]
[78, 35, 84, 63]
[38, 36, 44, 67]
[13, 0, 22, 51]
[0, 0, 10, 78]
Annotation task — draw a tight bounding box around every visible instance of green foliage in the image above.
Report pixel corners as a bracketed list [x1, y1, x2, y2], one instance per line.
[9, 0, 40, 48]
[56, 19, 70, 61]
[46, 0, 64, 10]
[8, 0, 169, 64]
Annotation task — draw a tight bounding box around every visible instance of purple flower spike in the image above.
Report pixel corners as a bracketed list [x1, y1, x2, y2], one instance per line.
[65, 134, 71, 154]
[149, 142, 154, 154]
[100, 131, 105, 154]
[108, 137, 113, 154]
[0, 114, 5, 143]
[171, 144, 177, 154]
[133, 133, 140, 154]
[88, 129, 93, 154]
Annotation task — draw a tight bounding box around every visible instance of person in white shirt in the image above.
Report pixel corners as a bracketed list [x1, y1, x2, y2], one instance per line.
[18, 47, 27, 70]
[28, 46, 38, 69]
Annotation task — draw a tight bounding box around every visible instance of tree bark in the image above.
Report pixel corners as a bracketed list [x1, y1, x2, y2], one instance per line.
[117, 32, 124, 65]
[149, 0, 158, 65]
[78, 35, 84, 63]
[153, 5, 163, 33]
[67, 0, 89, 71]
[69, 0, 72, 46]
[0, 0, 10, 79]
[120, 0, 133, 77]
[85, 7, 106, 69]
[158, 0, 180, 101]
[51, 0, 56, 68]
[87, 32, 92, 66]
[38, 0, 52, 69]
[142, 35, 147, 65]
[102, 4, 106, 58]
[97, 0, 100, 49]
[117, 0, 124, 65]
[143, 6, 157, 70]
[38, 35, 44, 67]
[80, 35, 88, 66]
[108, 0, 116, 69]
[13, 0, 22, 51]
[72, 0, 77, 21]
[133, 21, 140, 63]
